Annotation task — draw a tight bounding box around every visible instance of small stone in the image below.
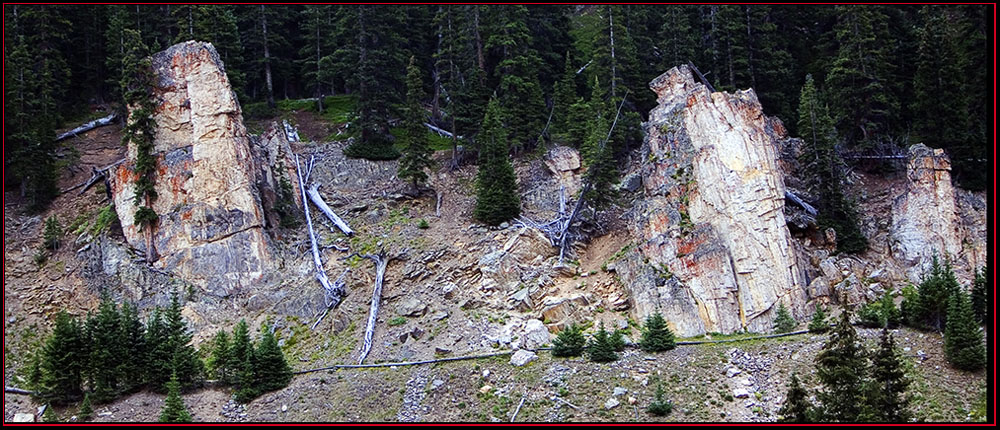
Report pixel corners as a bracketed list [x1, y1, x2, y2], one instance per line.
[741, 378, 753, 386]
[510, 350, 538, 367]
[435, 346, 452, 355]
[903, 347, 911, 352]
[726, 368, 742, 378]
[500, 222, 510, 229]
[431, 311, 449, 321]
[442, 283, 458, 300]
[410, 327, 425, 340]
[628, 396, 637, 405]
[431, 379, 445, 390]
[733, 388, 750, 399]
[397, 297, 427, 317]
[483, 369, 491, 379]
[480, 385, 493, 394]
[605, 398, 620, 410]
[281, 404, 288, 412]
[12, 413, 34, 423]
[613, 387, 628, 396]
[8, 317, 16, 324]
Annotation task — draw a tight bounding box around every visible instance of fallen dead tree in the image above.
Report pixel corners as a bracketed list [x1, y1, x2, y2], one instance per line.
[784, 190, 818, 216]
[61, 158, 125, 198]
[55, 112, 118, 142]
[306, 184, 354, 236]
[310, 268, 350, 330]
[5, 386, 33, 395]
[424, 122, 461, 140]
[296, 154, 346, 326]
[343, 249, 393, 365]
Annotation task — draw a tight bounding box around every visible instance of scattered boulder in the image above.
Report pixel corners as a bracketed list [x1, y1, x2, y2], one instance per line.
[733, 388, 751, 399]
[726, 367, 742, 378]
[510, 350, 538, 367]
[605, 398, 621, 410]
[397, 297, 427, 317]
[520, 319, 551, 349]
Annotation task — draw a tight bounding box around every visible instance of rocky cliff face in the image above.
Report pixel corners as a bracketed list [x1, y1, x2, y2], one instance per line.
[111, 41, 287, 297]
[615, 65, 808, 337]
[891, 144, 978, 282]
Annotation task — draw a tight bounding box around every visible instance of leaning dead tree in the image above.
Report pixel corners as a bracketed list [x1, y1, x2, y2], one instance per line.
[55, 112, 118, 141]
[296, 154, 346, 326]
[311, 268, 350, 330]
[517, 91, 629, 263]
[344, 250, 394, 365]
[306, 183, 354, 236]
[61, 158, 125, 199]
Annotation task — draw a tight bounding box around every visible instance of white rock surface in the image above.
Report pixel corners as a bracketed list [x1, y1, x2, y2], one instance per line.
[509, 350, 538, 367]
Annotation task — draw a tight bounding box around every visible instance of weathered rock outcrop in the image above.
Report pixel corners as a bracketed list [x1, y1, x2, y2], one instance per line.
[891, 144, 965, 282]
[111, 41, 286, 297]
[544, 146, 583, 197]
[616, 65, 808, 336]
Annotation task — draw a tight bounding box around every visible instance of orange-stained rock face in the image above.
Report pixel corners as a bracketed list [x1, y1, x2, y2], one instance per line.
[615, 65, 808, 337]
[111, 41, 271, 297]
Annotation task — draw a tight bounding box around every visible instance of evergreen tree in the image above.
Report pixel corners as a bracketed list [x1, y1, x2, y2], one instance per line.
[808, 306, 830, 333]
[89, 293, 123, 403]
[551, 51, 579, 145]
[915, 256, 961, 331]
[824, 5, 897, 145]
[397, 56, 434, 191]
[484, 5, 546, 153]
[944, 290, 986, 371]
[162, 290, 204, 390]
[39, 311, 86, 405]
[586, 323, 618, 363]
[78, 393, 93, 421]
[814, 306, 866, 422]
[143, 308, 170, 390]
[640, 312, 677, 352]
[646, 379, 673, 416]
[658, 6, 698, 72]
[207, 330, 232, 382]
[858, 292, 902, 329]
[564, 97, 592, 149]
[797, 74, 866, 255]
[158, 372, 193, 423]
[118, 301, 146, 393]
[581, 104, 618, 208]
[473, 97, 521, 226]
[230, 319, 254, 387]
[971, 265, 988, 324]
[243, 5, 291, 108]
[43, 217, 62, 251]
[296, 5, 333, 110]
[120, 28, 159, 259]
[253, 326, 293, 394]
[551, 323, 586, 357]
[778, 373, 813, 423]
[42, 405, 59, 423]
[345, 5, 405, 161]
[609, 329, 627, 352]
[861, 328, 911, 422]
[900, 283, 922, 328]
[773, 302, 796, 334]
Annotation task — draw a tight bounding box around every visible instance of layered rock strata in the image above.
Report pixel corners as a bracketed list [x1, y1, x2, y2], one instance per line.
[616, 65, 807, 336]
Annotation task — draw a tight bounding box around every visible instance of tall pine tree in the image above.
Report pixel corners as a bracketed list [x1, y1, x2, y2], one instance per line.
[38, 311, 86, 404]
[397, 56, 434, 191]
[860, 327, 910, 422]
[814, 306, 866, 422]
[473, 97, 521, 226]
[944, 290, 986, 371]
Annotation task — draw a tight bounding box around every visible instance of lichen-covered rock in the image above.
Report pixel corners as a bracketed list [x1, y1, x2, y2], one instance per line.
[891, 144, 965, 282]
[111, 41, 273, 297]
[615, 65, 807, 337]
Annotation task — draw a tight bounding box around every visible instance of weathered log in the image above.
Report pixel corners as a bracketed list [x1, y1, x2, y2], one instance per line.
[435, 191, 443, 217]
[424, 122, 461, 139]
[511, 395, 526, 422]
[296, 155, 345, 317]
[306, 183, 354, 236]
[351, 250, 390, 365]
[784, 190, 818, 216]
[283, 119, 300, 142]
[687, 62, 716, 93]
[5, 386, 33, 395]
[55, 112, 118, 142]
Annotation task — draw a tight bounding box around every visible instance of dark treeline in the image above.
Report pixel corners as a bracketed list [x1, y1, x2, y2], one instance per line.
[4, 5, 992, 214]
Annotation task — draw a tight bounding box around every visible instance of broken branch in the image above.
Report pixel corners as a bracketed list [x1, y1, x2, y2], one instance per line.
[306, 183, 354, 236]
[55, 112, 118, 142]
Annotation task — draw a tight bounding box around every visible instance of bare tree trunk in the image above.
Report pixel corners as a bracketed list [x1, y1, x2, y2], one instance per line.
[356, 251, 389, 364]
[609, 7, 617, 99]
[431, 6, 443, 121]
[55, 112, 118, 141]
[473, 6, 485, 74]
[262, 5, 275, 109]
[296, 155, 344, 314]
[306, 183, 354, 236]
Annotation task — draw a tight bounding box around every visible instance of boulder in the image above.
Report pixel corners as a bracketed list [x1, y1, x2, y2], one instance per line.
[615, 65, 807, 336]
[509, 350, 538, 367]
[397, 297, 427, 317]
[520, 319, 551, 349]
[544, 146, 583, 196]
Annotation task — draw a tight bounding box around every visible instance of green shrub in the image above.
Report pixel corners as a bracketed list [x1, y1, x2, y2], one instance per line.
[609, 329, 627, 352]
[858, 292, 902, 328]
[388, 316, 407, 326]
[417, 219, 429, 229]
[344, 140, 401, 160]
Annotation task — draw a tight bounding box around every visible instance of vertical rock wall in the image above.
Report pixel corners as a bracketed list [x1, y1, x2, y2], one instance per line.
[616, 65, 807, 336]
[111, 41, 272, 297]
